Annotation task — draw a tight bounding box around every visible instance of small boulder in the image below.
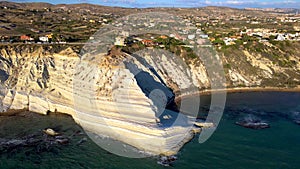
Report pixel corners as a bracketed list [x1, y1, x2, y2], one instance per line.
[55, 138, 69, 145]
[43, 128, 60, 136]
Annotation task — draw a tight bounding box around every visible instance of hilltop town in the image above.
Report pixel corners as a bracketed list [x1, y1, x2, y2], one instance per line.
[0, 1, 299, 46]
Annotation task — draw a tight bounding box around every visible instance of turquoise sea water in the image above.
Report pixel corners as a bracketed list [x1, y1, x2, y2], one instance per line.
[0, 92, 299, 169]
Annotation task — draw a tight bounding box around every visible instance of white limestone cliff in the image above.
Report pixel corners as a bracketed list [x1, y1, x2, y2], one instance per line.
[0, 45, 205, 156]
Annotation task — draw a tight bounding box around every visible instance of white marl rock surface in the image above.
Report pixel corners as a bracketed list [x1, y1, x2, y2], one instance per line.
[0, 46, 209, 155]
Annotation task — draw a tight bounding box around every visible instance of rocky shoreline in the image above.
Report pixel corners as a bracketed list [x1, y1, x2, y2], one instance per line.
[0, 111, 89, 158]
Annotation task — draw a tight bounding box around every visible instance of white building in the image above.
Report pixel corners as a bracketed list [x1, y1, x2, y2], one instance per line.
[114, 36, 126, 46]
[276, 34, 286, 41]
[188, 34, 195, 40]
[224, 37, 236, 46]
[39, 36, 49, 42]
[121, 31, 129, 37]
[200, 34, 209, 39]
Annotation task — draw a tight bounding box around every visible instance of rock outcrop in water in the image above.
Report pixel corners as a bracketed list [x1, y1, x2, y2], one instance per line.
[235, 114, 270, 129]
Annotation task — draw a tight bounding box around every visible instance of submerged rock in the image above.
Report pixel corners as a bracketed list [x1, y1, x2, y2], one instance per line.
[0, 128, 81, 155]
[157, 155, 178, 167]
[55, 138, 69, 144]
[76, 137, 88, 145]
[235, 121, 270, 129]
[291, 112, 300, 125]
[236, 114, 270, 129]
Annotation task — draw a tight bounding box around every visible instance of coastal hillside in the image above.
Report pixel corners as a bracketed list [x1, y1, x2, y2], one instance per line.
[220, 40, 300, 88]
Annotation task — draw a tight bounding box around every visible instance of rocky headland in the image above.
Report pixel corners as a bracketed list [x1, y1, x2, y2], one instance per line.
[0, 44, 300, 156]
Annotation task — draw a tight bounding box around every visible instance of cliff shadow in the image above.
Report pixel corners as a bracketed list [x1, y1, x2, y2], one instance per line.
[131, 53, 167, 87]
[124, 59, 189, 128]
[0, 69, 9, 83]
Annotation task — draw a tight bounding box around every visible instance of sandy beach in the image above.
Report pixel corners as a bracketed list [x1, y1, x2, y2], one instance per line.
[175, 86, 300, 102]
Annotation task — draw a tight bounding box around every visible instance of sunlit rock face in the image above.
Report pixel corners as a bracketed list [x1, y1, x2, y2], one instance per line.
[0, 46, 79, 116]
[0, 45, 205, 156]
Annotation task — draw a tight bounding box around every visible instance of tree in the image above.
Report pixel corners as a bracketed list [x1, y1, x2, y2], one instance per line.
[212, 38, 225, 46]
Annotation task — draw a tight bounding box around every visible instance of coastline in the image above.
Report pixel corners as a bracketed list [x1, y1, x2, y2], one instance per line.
[175, 86, 300, 101]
